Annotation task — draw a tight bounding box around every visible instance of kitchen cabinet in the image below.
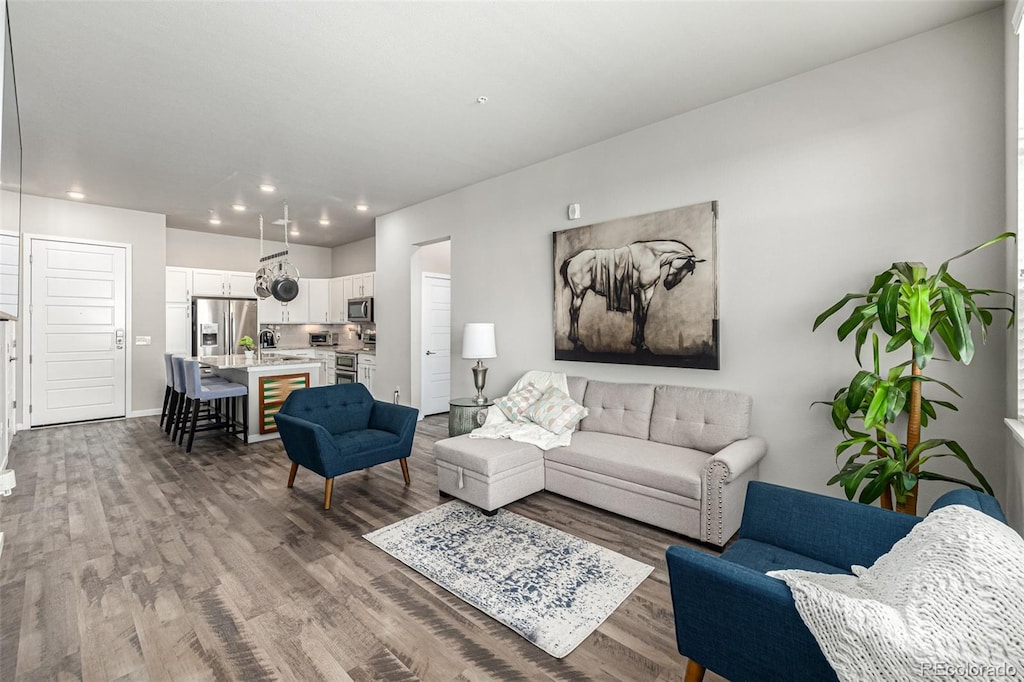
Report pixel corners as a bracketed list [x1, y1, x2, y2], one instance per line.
[306, 279, 330, 324]
[258, 282, 309, 324]
[165, 267, 192, 353]
[166, 267, 192, 304]
[357, 353, 376, 397]
[191, 268, 255, 297]
[352, 272, 374, 298]
[329, 277, 346, 322]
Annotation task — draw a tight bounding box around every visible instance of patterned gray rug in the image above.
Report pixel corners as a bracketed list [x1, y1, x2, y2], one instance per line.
[364, 501, 653, 658]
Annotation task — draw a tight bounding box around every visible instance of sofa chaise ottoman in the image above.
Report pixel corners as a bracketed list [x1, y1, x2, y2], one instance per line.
[433, 376, 767, 547]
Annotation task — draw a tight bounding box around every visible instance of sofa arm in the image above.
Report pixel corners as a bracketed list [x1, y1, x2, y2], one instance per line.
[739, 481, 921, 570]
[929, 488, 1006, 523]
[273, 412, 337, 476]
[707, 436, 767, 481]
[666, 545, 836, 682]
[700, 437, 766, 546]
[369, 401, 419, 450]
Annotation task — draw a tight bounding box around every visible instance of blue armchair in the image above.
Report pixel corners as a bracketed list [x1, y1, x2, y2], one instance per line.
[274, 383, 419, 510]
[666, 481, 1007, 682]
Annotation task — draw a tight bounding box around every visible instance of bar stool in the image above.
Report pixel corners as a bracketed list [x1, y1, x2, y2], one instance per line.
[181, 359, 248, 453]
[160, 353, 175, 429]
[167, 355, 228, 441]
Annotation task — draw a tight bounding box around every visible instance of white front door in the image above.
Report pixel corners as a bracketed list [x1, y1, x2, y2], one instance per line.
[421, 273, 451, 416]
[30, 239, 127, 426]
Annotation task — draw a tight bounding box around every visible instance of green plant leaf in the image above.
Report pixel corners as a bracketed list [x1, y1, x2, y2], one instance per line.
[916, 470, 988, 492]
[843, 458, 887, 500]
[938, 231, 1016, 272]
[892, 262, 915, 283]
[877, 282, 900, 335]
[908, 283, 932, 343]
[940, 287, 973, 365]
[869, 269, 897, 293]
[837, 304, 878, 341]
[845, 370, 879, 413]
[859, 459, 902, 504]
[884, 328, 913, 354]
[945, 440, 994, 495]
[863, 384, 889, 429]
[814, 293, 869, 331]
[934, 319, 962, 362]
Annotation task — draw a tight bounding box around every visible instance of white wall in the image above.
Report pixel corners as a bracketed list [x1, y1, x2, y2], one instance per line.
[1005, 0, 1024, 534]
[18, 194, 166, 417]
[376, 10, 1008, 511]
[331, 236, 375, 277]
[166, 227, 333, 278]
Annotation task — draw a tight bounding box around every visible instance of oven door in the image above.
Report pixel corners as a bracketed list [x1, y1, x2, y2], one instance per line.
[335, 370, 357, 385]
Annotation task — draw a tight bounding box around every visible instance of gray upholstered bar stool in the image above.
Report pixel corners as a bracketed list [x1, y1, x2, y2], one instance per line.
[181, 359, 248, 453]
[167, 354, 227, 441]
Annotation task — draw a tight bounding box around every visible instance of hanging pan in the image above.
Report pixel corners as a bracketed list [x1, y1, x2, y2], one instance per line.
[270, 261, 300, 302]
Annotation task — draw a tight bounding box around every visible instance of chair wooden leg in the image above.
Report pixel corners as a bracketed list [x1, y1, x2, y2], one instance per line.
[399, 457, 410, 485]
[287, 462, 298, 488]
[159, 385, 172, 428]
[185, 399, 201, 452]
[323, 478, 334, 510]
[684, 660, 706, 682]
[165, 391, 179, 435]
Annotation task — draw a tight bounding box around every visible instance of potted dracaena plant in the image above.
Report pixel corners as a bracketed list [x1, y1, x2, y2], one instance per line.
[813, 232, 1015, 514]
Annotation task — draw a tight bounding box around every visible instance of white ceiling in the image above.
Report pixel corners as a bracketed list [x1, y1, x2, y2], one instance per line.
[6, 0, 1000, 248]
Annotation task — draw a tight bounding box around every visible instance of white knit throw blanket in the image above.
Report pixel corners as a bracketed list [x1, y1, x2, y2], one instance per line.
[769, 505, 1024, 682]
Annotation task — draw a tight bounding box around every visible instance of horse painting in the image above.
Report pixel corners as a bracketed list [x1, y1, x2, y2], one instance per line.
[559, 239, 705, 353]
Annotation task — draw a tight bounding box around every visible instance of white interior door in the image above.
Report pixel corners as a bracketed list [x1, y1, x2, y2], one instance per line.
[30, 239, 127, 426]
[421, 273, 451, 415]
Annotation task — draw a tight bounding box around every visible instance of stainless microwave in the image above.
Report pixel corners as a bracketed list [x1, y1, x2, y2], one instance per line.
[347, 296, 373, 322]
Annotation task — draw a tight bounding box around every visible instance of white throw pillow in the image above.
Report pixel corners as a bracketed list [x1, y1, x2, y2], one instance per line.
[769, 505, 1024, 682]
[523, 386, 588, 435]
[494, 383, 544, 422]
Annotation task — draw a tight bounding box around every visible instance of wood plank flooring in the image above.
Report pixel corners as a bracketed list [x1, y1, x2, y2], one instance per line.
[0, 414, 726, 681]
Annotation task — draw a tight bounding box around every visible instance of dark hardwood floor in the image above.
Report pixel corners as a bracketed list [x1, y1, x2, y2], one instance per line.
[0, 414, 725, 681]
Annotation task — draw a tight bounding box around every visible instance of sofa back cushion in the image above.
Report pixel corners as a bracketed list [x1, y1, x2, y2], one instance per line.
[566, 376, 588, 405]
[649, 385, 751, 453]
[579, 381, 655, 439]
[278, 383, 374, 435]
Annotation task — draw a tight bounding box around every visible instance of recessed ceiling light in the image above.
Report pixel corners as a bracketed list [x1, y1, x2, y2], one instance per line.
[259, 184, 276, 193]
[209, 217, 222, 226]
[66, 190, 85, 200]
[355, 204, 368, 212]
[477, 96, 488, 104]
[232, 204, 246, 212]
[319, 218, 330, 226]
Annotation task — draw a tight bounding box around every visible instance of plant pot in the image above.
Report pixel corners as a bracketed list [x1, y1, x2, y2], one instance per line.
[244, 350, 255, 361]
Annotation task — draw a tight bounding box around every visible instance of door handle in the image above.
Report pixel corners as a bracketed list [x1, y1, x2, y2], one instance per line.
[115, 328, 125, 350]
[425, 350, 436, 355]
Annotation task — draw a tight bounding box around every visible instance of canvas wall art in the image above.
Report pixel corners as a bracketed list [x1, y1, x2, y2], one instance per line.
[552, 201, 719, 370]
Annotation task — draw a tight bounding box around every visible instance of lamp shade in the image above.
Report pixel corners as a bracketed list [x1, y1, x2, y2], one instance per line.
[462, 323, 496, 359]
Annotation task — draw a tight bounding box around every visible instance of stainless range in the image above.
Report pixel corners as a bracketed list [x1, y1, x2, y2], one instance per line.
[335, 351, 358, 384]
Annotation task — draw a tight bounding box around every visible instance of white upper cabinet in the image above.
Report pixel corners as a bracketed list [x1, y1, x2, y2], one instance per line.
[329, 277, 346, 322]
[166, 267, 192, 304]
[306, 279, 330, 324]
[191, 268, 255, 297]
[353, 272, 374, 298]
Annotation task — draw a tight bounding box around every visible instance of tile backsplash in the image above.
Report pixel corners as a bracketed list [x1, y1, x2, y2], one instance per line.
[264, 322, 374, 350]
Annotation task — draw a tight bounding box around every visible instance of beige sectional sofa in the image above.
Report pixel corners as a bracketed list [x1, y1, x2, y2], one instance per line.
[433, 376, 766, 547]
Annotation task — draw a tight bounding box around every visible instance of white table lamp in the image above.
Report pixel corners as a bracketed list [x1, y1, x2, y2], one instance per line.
[463, 323, 497, 404]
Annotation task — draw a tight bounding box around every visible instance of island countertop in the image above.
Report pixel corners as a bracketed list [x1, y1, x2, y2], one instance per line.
[192, 354, 322, 370]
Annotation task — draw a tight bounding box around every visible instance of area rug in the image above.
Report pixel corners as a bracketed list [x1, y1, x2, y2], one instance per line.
[363, 501, 653, 658]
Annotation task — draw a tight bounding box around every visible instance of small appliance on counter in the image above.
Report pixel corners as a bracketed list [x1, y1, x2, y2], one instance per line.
[309, 331, 337, 347]
[361, 328, 376, 350]
[258, 328, 278, 349]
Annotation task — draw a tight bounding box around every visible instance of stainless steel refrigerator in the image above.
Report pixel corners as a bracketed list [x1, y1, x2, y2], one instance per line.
[191, 297, 258, 357]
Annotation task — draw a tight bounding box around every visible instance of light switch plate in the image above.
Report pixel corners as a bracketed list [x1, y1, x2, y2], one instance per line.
[567, 203, 581, 220]
[135, 336, 151, 345]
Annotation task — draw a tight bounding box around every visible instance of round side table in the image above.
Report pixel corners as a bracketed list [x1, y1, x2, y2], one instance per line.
[448, 397, 494, 437]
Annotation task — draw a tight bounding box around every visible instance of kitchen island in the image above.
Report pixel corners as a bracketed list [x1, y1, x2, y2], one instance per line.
[196, 354, 323, 443]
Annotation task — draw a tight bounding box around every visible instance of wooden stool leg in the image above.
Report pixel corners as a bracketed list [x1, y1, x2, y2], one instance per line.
[175, 397, 190, 444]
[399, 458, 410, 485]
[185, 399, 201, 452]
[159, 385, 171, 428]
[323, 478, 334, 510]
[287, 462, 298, 488]
[242, 393, 248, 444]
[684, 660, 706, 682]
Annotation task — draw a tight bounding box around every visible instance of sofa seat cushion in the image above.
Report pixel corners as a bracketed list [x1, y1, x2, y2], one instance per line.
[650, 385, 752, 453]
[545, 431, 708, 500]
[433, 435, 544, 477]
[331, 428, 400, 453]
[722, 538, 849, 576]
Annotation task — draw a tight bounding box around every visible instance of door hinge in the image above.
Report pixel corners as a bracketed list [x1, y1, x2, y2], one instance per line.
[28, 254, 32, 264]
[28, 354, 31, 364]
[28, 405, 31, 414]
[12, 400, 15, 409]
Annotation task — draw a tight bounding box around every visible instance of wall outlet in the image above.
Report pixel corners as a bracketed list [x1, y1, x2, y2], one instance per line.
[135, 336, 151, 345]
[0, 469, 15, 496]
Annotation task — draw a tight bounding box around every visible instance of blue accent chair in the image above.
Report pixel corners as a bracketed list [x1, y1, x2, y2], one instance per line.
[666, 481, 1007, 682]
[274, 383, 419, 510]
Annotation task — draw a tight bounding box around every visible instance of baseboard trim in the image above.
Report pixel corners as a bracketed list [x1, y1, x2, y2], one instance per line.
[129, 408, 162, 418]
